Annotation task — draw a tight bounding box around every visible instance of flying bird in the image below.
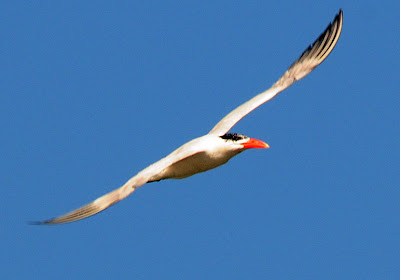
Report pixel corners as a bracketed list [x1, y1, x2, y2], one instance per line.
[33, 10, 343, 224]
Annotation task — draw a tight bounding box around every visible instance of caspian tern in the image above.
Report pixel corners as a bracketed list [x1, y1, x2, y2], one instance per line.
[33, 10, 343, 225]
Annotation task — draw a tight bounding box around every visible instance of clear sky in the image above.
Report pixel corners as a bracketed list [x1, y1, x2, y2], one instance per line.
[1, 1, 399, 279]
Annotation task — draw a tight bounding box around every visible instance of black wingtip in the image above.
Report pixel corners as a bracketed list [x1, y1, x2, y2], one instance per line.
[27, 219, 55, 226]
[27, 220, 45, 225]
[336, 9, 343, 23]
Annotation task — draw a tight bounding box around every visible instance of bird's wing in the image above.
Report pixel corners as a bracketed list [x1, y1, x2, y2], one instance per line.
[208, 10, 343, 136]
[32, 140, 203, 225]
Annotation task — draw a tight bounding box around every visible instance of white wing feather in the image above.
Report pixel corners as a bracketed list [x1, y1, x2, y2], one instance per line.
[208, 10, 343, 136]
[32, 139, 204, 225]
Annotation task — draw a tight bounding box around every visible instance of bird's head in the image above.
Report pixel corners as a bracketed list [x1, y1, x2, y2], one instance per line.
[219, 133, 269, 150]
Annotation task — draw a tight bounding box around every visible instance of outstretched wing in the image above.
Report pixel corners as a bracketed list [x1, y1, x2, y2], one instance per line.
[30, 176, 146, 225]
[31, 139, 204, 225]
[209, 10, 343, 136]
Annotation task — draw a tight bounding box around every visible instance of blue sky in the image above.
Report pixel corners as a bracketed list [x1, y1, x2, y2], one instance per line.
[1, 1, 399, 279]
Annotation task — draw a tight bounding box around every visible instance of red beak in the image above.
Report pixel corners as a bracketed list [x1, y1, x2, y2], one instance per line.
[241, 138, 269, 149]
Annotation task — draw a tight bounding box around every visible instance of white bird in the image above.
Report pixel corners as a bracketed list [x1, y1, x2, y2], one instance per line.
[33, 10, 343, 225]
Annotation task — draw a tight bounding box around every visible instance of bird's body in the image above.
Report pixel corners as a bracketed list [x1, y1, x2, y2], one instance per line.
[148, 138, 240, 181]
[34, 10, 343, 225]
[148, 134, 266, 181]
